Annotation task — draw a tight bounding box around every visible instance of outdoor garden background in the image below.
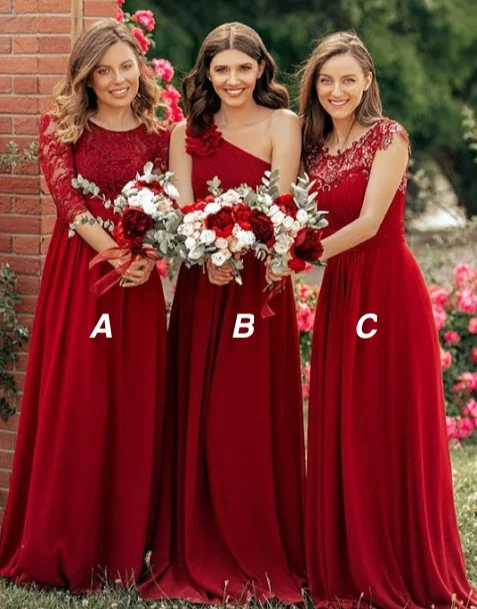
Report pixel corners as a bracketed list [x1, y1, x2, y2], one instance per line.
[0, 0, 476, 606]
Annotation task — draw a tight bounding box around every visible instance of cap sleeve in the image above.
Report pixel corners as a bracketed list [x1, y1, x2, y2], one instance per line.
[373, 118, 411, 156]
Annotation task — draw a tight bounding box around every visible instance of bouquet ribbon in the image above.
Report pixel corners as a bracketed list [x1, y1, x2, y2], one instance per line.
[261, 277, 286, 319]
[89, 246, 160, 297]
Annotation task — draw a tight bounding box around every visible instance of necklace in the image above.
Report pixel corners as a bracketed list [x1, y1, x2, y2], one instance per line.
[333, 118, 357, 153]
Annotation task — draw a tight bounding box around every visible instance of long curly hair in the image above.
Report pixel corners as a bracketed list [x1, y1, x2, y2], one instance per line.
[184, 22, 289, 135]
[299, 31, 383, 156]
[51, 19, 163, 143]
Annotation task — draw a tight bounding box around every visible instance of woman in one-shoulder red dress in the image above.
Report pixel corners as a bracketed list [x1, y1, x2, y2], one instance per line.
[0, 21, 169, 591]
[140, 22, 306, 604]
[301, 31, 476, 609]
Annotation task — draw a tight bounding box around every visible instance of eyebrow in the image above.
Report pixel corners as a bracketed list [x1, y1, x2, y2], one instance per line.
[319, 73, 357, 78]
[213, 62, 254, 68]
[96, 60, 133, 68]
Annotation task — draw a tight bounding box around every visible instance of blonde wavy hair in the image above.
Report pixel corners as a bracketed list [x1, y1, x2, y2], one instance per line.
[51, 19, 163, 143]
[299, 31, 383, 155]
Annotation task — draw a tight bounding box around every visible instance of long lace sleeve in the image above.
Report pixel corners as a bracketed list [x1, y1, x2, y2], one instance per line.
[39, 112, 89, 224]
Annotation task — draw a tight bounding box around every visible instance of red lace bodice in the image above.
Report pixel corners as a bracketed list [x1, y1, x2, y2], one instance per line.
[185, 122, 270, 196]
[305, 118, 410, 246]
[39, 112, 170, 226]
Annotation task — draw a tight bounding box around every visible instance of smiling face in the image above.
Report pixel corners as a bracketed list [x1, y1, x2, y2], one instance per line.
[89, 41, 140, 111]
[208, 49, 263, 108]
[316, 52, 372, 121]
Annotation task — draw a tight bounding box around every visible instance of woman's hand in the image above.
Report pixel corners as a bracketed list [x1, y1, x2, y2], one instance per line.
[111, 253, 156, 288]
[206, 259, 235, 286]
[265, 265, 291, 286]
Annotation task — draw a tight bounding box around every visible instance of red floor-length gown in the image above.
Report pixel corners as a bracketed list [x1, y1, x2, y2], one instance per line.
[0, 113, 170, 591]
[139, 122, 306, 604]
[305, 118, 477, 609]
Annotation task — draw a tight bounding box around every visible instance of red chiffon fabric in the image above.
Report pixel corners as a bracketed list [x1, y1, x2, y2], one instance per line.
[305, 118, 476, 609]
[0, 114, 170, 591]
[139, 123, 306, 604]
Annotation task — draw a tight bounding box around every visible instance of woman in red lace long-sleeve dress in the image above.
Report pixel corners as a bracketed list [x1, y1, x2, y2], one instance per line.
[0, 20, 169, 591]
[140, 22, 306, 604]
[301, 32, 476, 609]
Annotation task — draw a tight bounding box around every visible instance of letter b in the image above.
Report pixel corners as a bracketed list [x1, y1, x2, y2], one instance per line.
[233, 314, 255, 338]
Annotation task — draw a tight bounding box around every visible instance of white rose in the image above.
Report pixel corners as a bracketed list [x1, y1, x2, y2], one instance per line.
[283, 216, 295, 230]
[221, 190, 242, 205]
[296, 209, 309, 224]
[185, 236, 197, 249]
[200, 229, 216, 244]
[215, 238, 228, 249]
[274, 242, 289, 255]
[193, 221, 202, 229]
[211, 250, 231, 266]
[269, 204, 279, 216]
[236, 229, 256, 247]
[204, 202, 221, 215]
[271, 210, 286, 225]
[164, 181, 180, 200]
[188, 246, 204, 260]
[259, 194, 273, 207]
[292, 220, 301, 232]
[183, 213, 196, 224]
[181, 224, 194, 236]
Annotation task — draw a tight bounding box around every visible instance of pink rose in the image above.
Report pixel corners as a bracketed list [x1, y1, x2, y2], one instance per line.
[302, 363, 311, 400]
[131, 27, 150, 54]
[164, 101, 184, 125]
[156, 258, 168, 279]
[297, 283, 313, 300]
[116, 0, 125, 5]
[469, 317, 477, 334]
[457, 289, 477, 314]
[446, 416, 459, 439]
[152, 58, 174, 82]
[444, 331, 461, 344]
[454, 263, 471, 288]
[440, 349, 452, 369]
[116, 6, 124, 22]
[471, 347, 477, 364]
[429, 286, 451, 308]
[297, 303, 315, 333]
[162, 83, 181, 104]
[131, 10, 155, 32]
[457, 417, 476, 439]
[464, 398, 477, 420]
[432, 305, 447, 331]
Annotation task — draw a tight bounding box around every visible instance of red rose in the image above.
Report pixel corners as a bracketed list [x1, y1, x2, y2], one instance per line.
[288, 228, 323, 271]
[249, 209, 275, 246]
[275, 193, 297, 219]
[182, 197, 213, 214]
[234, 204, 253, 230]
[114, 208, 154, 250]
[206, 206, 235, 238]
[136, 180, 163, 195]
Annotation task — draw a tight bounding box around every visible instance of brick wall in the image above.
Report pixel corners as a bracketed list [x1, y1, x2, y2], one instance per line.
[0, 0, 116, 523]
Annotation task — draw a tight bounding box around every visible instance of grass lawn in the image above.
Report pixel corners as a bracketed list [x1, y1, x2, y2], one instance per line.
[0, 446, 475, 608]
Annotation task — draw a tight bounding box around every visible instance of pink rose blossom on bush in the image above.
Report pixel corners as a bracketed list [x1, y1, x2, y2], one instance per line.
[453, 263, 471, 288]
[302, 363, 311, 400]
[116, 6, 124, 22]
[165, 103, 185, 124]
[162, 84, 181, 104]
[444, 331, 461, 344]
[469, 317, 477, 334]
[157, 258, 168, 279]
[152, 58, 174, 82]
[131, 27, 150, 54]
[440, 349, 452, 369]
[116, 0, 125, 5]
[457, 417, 476, 438]
[297, 303, 315, 333]
[432, 305, 447, 331]
[456, 289, 477, 314]
[446, 416, 458, 439]
[464, 398, 477, 420]
[131, 10, 155, 32]
[429, 286, 451, 308]
[471, 347, 477, 364]
[298, 283, 313, 300]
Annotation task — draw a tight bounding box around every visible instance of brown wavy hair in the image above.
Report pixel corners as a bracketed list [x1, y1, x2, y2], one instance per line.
[299, 31, 383, 156]
[183, 22, 289, 135]
[51, 18, 163, 143]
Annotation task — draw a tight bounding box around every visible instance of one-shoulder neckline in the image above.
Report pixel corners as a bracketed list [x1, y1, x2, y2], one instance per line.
[212, 123, 271, 167]
[321, 118, 385, 158]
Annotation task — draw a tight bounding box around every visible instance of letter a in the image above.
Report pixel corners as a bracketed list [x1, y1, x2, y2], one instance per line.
[90, 313, 112, 338]
[356, 313, 377, 339]
[233, 314, 255, 338]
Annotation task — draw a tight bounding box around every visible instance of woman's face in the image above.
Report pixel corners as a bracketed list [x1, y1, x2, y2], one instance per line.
[89, 41, 140, 111]
[316, 52, 372, 120]
[208, 49, 264, 108]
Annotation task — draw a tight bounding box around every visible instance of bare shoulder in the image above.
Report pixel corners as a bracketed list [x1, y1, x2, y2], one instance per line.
[270, 108, 300, 129]
[170, 119, 188, 148]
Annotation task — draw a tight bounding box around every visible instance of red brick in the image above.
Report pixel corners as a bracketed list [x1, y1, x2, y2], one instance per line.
[0, 36, 11, 54]
[39, 0, 69, 12]
[0, 56, 37, 74]
[0, 0, 12, 13]
[0, 97, 38, 114]
[0, 432, 14, 450]
[13, 234, 40, 254]
[38, 55, 68, 74]
[0, 134, 35, 152]
[0, 116, 12, 134]
[84, 0, 116, 16]
[13, 76, 38, 94]
[16, 315, 33, 332]
[40, 233, 50, 253]
[0, 414, 19, 431]
[41, 214, 55, 234]
[0, 77, 12, 94]
[0, 194, 11, 212]
[16, 276, 39, 295]
[40, 196, 56, 215]
[0, 254, 40, 275]
[38, 75, 61, 95]
[13, 196, 40, 214]
[13, 36, 38, 54]
[12, 160, 39, 176]
[15, 0, 38, 10]
[15, 294, 37, 314]
[38, 16, 70, 33]
[14, 352, 29, 373]
[38, 97, 53, 113]
[0, 452, 13, 470]
[0, 215, 40, 233]
[0, 15, 39, 33]
[0, 235, 12, 253]
[0, 470, 11, 488]
[38, 35, 70, 54]
[14, 116, 38, 135]
[0, 176, 39, 195]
